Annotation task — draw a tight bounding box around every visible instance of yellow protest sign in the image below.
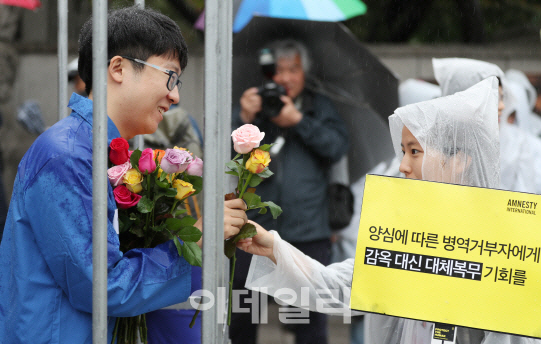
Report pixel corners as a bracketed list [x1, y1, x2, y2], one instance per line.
[351, 175, 541, 338]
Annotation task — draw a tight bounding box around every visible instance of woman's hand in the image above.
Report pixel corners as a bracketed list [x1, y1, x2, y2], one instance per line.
[236, 220, 276, 263]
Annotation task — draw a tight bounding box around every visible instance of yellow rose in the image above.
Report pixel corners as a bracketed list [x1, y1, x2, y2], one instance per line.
[123, 168, 143, 194]
[245, 149, 271, 174]
[173, 179, 196, 200]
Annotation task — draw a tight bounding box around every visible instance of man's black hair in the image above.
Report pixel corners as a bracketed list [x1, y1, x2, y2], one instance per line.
[78, 6, 188, 95]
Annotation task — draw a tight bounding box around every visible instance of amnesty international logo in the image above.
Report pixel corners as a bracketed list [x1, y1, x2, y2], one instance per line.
[507, 199, 537, 215]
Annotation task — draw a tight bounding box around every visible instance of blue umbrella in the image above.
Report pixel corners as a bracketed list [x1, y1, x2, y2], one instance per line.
[194, 0, 367, 33]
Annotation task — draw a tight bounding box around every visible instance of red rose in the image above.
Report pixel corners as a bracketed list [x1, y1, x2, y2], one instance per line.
[113, 185, 142, 209]
[109, 138, 130, 165]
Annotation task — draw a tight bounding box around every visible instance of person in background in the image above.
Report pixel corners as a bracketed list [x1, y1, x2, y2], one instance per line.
[503, 69, 541, 137]
[0, 4, 22, 240]
[230, 39, 348, 344]
[432, 57, 541, 195]
[68, 57, 87, 96]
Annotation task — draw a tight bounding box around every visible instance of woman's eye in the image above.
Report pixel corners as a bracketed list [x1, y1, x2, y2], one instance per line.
[412, 149, 420, 154]
[401, 150, 405, 156]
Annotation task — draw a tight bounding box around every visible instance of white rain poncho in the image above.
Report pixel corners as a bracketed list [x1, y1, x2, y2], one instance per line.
[399, 78, 442, 107]
[433, 57, 507, 98]
[433, 57, 541, 194]
[245, 77, 531, 344]
[390, 77, 500, 188]
[504, 69, 541, 137]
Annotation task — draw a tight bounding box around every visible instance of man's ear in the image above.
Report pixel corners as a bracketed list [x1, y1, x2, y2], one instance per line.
[108, 55, 124, 84]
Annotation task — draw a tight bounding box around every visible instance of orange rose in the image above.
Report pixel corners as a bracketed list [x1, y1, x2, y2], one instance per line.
[153, 149, 166, 164]
[245, 149, 271, 174]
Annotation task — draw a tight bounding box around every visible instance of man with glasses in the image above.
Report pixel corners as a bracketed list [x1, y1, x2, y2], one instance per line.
[0, 6, 247, 343]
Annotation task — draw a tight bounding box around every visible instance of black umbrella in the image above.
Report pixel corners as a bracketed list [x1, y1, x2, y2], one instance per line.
[233, 16, 399, 182]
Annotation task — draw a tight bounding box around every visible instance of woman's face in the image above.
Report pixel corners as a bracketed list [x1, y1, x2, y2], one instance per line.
[399, 126, 466, 183]
[399, 126, 424, 180]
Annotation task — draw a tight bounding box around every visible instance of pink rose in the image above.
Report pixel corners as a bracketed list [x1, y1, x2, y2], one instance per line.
[113, 185, 142, 209]
[138, 148, 156, 173]
[186, 156, 203, 176]
[231, 124, 265, 154]
[107, 161, 132, 186]
[160, 148, 193, 174]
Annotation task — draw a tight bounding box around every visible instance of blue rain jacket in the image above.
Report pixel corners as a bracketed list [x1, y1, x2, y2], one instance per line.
[0, 93, 192, 343]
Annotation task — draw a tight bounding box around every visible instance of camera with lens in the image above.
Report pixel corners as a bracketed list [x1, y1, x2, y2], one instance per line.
[256, 48, 286, 120]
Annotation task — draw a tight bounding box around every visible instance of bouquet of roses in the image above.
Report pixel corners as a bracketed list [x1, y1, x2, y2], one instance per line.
[224, 124, 282, 324]
[107, 137, 204, 344]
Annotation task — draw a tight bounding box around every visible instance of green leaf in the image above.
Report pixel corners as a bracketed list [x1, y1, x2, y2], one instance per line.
[258, 207, 267, 215]
[242, 192, 262, 209]
[165, 218, 183, 232]
[265, 201, 283, 219]
[129, 226, 145, 238]
[174, 236, 183, 257]
[177, 226, 202, 242]
[224, 239, 236, 259]
[178, 216, 197, 227]
[185, 175, 203, 195]
[257, 144, 274, 152]
[258, 169, 274, 178]
[182, 241, 202, 267]
[159, 172, 168, 182]
[225, 160, 239, 173]
[232, 153, 241, 160]
[155, 178, 170, 189]
[248, 174, 263, 187]
[165, 216, 197, 232]
[225, 171, 239, 177]
[151, 223, 167, 232]
[136, 196, 154, 214]
[130, 149, 142, 170]
[165, 188, 178, 198]
[232, 223, 258, 243]
[155, 186, 177, 199]
[224, 223, 258, 258]
[174, 209, 187, 217]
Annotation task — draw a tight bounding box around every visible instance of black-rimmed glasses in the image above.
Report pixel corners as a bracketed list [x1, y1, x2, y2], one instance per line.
[121, 56, 182, 91]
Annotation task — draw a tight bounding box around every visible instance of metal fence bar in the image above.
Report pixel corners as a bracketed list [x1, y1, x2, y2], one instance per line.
[202, 0, 233, 343]
[92, 0, 108, 342]
[57, 0, 68, 121]
[133, 0, 145, 150]
[220, 1, 234, 342]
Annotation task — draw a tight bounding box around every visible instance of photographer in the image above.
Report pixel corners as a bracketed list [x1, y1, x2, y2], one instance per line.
[230, 39, 348, 344]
